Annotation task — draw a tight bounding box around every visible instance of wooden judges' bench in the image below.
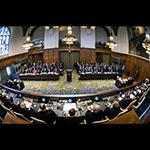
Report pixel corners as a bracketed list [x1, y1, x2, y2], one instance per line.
[79, 73, 119, 80]
[19, 74, 59, 81]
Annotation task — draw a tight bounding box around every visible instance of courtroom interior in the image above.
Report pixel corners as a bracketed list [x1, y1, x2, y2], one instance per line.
[0, 26, 150, 125]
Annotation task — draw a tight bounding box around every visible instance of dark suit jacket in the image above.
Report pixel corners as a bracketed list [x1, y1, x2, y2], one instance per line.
[36, 109, 57, 125]
[104, 107, 121, 119]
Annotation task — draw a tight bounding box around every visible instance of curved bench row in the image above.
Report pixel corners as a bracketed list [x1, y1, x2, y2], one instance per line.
[0, 79, 149, 125]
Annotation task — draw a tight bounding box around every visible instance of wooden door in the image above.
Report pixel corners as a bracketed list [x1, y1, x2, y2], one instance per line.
[59, 51, 80, 69]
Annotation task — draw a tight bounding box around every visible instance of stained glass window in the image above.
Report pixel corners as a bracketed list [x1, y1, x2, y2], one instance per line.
[0, 26, 10, 56]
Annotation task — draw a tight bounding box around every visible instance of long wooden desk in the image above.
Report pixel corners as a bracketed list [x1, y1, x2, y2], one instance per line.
[79, 73, 118, 80]
[19, 74, 59, 81]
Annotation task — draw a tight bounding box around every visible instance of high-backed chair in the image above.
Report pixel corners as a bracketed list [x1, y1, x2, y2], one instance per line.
[92, 116, 109, 124]
[13, 111, 33, 122]
[0, 101, 13, 115]
[133, 96, 145, 110]
[30, 116, 47, 124]
[125, 100, 136, 111]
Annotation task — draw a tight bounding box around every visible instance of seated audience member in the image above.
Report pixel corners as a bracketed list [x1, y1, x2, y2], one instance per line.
[18, 101, 30, 117]
[7, 79, 14, 88]
[3, 94, 14, 108]
[36, 103, 57, 125]
[91, 104, 104, 120]
[19, 80, 25, 90]
[68, 108, 76, 117]
[104, 101, 121, 119]
[115, 75, 134, 88]
[85, 110, 94, 124]
[64, 108, 83, 125]
[145, 78, 150, 85]
[126, 76, 134, 86]
[119, 93, 132, 109]
[115, 76, 123, 88]
[17, 101, 35, 119]
[5, 79, 25, 90]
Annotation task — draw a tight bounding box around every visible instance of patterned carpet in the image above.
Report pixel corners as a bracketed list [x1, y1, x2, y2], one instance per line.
[23, 70, 117, 95]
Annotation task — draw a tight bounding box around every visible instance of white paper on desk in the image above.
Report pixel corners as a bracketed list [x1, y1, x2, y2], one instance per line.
[63, 103, 77, 112]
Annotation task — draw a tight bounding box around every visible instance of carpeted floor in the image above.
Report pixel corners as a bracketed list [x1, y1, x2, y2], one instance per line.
[23, 70, 117, 95]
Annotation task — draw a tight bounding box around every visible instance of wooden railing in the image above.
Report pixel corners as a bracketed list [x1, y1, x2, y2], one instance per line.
[0, 80, 142, 101]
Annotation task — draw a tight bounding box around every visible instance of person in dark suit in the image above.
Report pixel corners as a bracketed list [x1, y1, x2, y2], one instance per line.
[85, 110, 94, 124]
[104, 101, 121, 119]
[119, 97, 132, 109]
[17, 101, 35, 119]
[36, 103, 57, 125]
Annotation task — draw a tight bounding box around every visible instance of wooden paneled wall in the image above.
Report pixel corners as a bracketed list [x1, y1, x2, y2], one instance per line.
[44, 49, 59, 63]
[0, 49, 150, 81]
[111, 52, 150, 81]
[0, 53, 28, 70]
[28, 49, 59, 63]
[80, 48, 96, 63]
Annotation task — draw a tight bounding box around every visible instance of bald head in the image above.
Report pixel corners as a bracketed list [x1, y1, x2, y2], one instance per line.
[92, 104, 102, 112]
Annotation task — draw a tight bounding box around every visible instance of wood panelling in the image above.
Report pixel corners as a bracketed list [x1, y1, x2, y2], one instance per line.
[90, 49, 96, 63]
[53, 49, 59, 62]
[44, 49, 51, 63]
[80, 48, 96, 63]
[3, 112, 32, 124]
[0, 53, 28, 69]
[43, 49, 59, 63]
[111, 52, 150, 81]
[0, 49, 150, 81]
[104, 109, 141, 124]
[80, 49, 87, 62]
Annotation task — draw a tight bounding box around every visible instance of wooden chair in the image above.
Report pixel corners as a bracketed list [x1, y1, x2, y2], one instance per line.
[113, 109, 128, 120]
[13, 111, 33, 123]
[125, 100, 136, 110]
[133, 96, 145, 110]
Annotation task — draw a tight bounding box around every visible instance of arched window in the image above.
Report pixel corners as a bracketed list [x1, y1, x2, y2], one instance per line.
[0, 26, 10, 56]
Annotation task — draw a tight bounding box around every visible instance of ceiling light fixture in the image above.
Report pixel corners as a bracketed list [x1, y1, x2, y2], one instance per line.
[62, 26, 77, 50]
[106, 34, 117, 49]
[22, 36, 33, 50]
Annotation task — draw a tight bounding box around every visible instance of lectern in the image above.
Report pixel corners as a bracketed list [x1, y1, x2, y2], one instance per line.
[66, 69, 72, 82]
